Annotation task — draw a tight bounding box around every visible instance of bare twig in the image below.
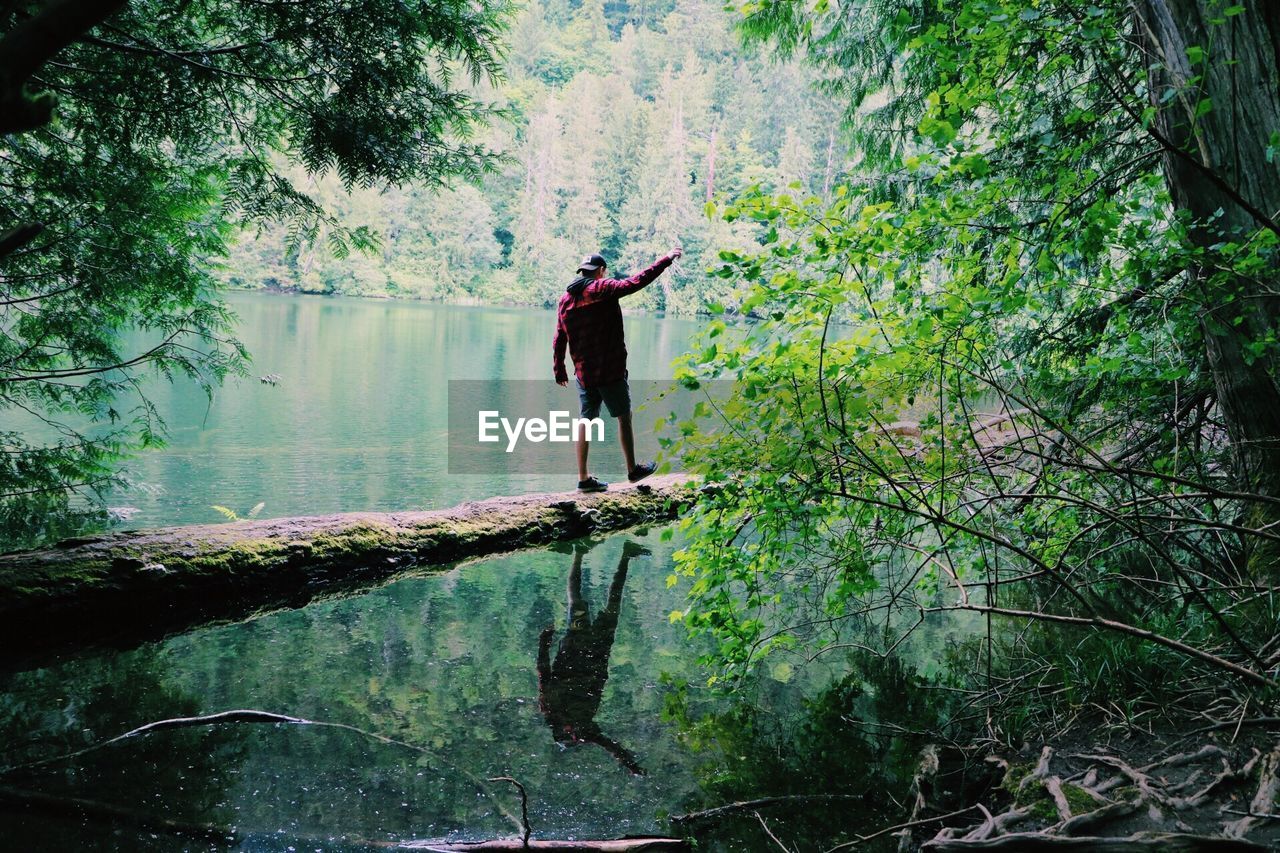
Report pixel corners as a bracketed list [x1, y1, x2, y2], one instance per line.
[754, 811, 793, 853]
[671, 794, 866, 825]
[488, 777, 532, 848]
[822, 806, 980, 851]
[927, 605, 1277, 688]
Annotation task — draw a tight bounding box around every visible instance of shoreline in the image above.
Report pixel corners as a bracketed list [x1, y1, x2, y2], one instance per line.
[223, 283, 708, 319]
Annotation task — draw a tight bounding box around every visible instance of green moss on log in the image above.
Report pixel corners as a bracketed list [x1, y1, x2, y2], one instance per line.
[0, 475, 695, 669]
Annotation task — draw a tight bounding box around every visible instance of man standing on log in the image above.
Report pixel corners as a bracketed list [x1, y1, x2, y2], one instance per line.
[553, 247, 682, 492]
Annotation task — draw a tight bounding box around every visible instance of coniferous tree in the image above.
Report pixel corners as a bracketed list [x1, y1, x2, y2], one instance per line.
[0, 0, 510, 545]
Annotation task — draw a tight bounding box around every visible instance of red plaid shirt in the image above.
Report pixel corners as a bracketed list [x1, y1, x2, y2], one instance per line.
[553, 254, 675, 388]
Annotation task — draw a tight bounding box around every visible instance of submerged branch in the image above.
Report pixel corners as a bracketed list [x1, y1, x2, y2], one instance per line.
[670, 794, 867, 825]
[925, 605, 1277, 689]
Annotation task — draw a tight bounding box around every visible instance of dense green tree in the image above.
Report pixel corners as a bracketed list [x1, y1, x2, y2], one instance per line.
[0, 0, 509, 546]
[619, 65, 704, 309]
[669, 0, 1280, 727]
[217, 0, 848, 316]
[775, 126, 814, 195]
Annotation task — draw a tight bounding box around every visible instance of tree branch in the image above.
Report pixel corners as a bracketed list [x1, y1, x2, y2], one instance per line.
[927, 604, 1276, 689]
[0, 0, 127, 133]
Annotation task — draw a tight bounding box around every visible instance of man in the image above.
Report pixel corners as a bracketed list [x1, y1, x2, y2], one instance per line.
[553, 247, 682, 492]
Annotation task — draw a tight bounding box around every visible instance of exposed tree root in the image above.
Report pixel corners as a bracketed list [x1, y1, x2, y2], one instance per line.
[1054, 801, 1139, 836]
[884, 736, 1280, 851]
[1041, 777, 1072, 822]
[1224, 742, 1280, 838]
[919, 832, 1268, 851]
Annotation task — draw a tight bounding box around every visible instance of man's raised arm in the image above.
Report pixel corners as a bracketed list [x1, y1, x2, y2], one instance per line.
[592, 247, 683, 299]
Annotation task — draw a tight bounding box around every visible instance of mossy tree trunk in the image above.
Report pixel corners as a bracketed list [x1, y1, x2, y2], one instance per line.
[1134, 0, 1280, 578]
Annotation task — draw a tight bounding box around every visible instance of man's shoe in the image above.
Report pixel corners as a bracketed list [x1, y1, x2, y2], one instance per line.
[578, 476, 608, 493]
[628, 462, 657, 483]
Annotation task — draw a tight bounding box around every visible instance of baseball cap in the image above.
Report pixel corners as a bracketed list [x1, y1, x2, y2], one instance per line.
[577, 253, 607, 273]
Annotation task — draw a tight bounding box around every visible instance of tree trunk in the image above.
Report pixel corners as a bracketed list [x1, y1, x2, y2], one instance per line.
[704, 123, 718, 202]
[1133, 0, 1280, 577]
[822, 128, 836, 200]
[0, 0, 127, 133]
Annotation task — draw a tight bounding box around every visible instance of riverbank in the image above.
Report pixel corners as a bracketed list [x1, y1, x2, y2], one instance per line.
[225, 282, 709, 318]
[0, 475, 694, 672]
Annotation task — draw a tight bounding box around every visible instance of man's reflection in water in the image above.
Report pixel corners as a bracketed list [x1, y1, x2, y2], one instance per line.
[537, 540, 648, 776]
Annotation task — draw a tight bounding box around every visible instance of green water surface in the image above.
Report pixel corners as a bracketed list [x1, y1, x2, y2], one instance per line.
[0, 531, 903, 850]
[108, 292, 700, 529]
[0, 294, 965, 850]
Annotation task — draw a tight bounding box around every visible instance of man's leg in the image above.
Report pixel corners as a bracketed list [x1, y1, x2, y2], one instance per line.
[576, 381, 602, 486]
[617, 412, 637, 474]
[576, 432, 590, 482]
[600, 378, 638, 474]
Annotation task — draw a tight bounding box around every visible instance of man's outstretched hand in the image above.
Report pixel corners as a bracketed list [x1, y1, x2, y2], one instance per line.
[670, 246, 683, 260]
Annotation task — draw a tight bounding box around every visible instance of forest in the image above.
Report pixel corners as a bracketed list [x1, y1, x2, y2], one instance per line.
[3, 0, 1280, 850]
[221, 0, 845, 313]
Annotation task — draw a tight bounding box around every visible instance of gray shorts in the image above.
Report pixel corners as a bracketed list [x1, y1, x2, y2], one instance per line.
[577, 376, 631, 419]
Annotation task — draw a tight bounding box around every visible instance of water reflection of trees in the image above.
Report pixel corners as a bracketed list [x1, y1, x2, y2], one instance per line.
[0, 648, 243, 849]
[669, 652, 956, 851]
[0, 535, 718, 845]
[537, 540, 649, 775]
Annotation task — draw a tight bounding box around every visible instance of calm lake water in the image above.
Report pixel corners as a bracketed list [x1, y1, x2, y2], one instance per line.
[109, 291, 701, 529]
[1, 293, 971, 850]
[0, 529, 950, 851]
[0, 532, 724, 848]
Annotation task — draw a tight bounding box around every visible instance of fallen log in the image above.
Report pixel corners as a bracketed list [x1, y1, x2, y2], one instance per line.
[401, 840, 687, 851]
[0, 784, 683, 851]
[0, 475, 695, 670]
